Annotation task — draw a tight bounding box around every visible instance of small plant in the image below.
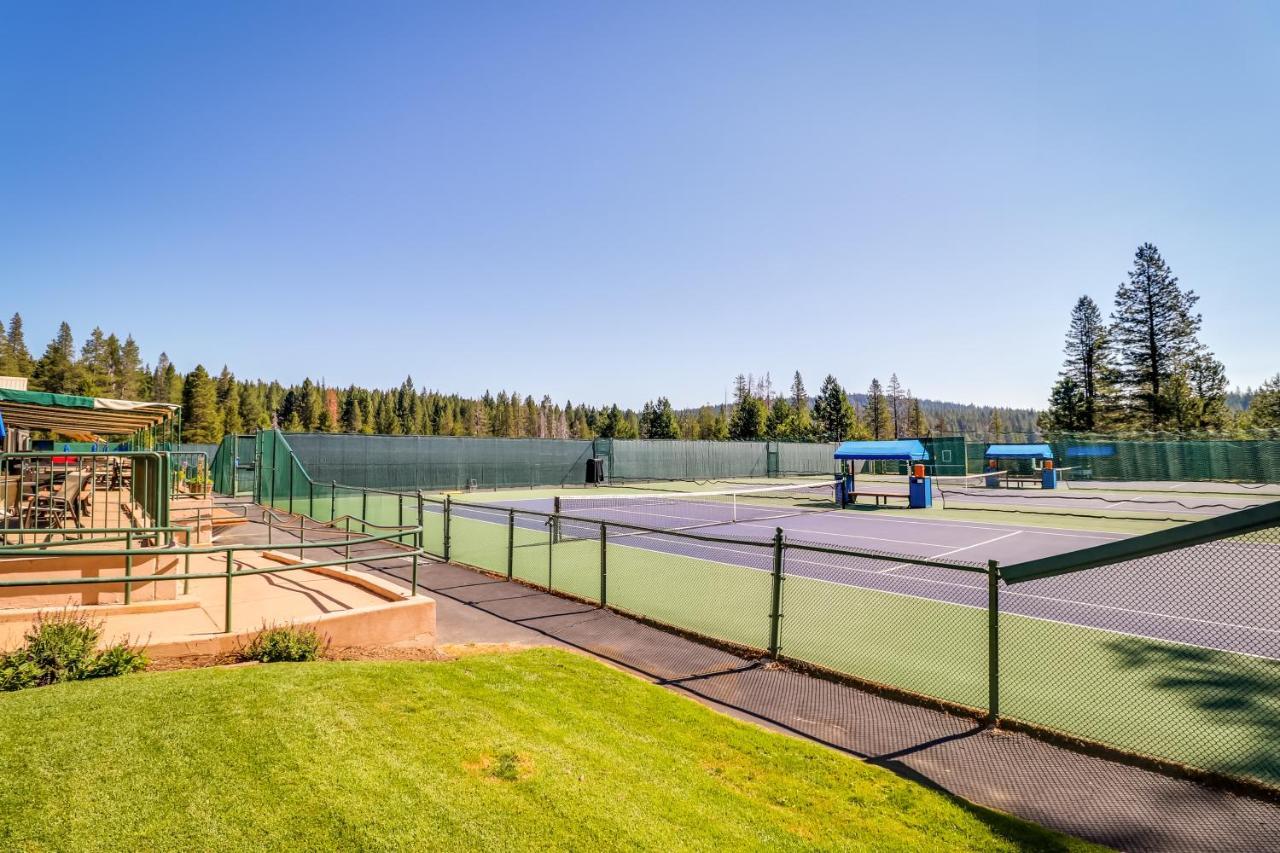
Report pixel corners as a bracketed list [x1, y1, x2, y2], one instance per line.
[240, 624, 327, 663]
[0, 609, 148, 692]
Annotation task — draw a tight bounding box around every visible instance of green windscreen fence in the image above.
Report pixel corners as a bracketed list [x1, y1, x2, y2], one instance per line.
[281, 433, 841, 491]
[1050, 433, 1280, 483]
[284, 433, 597, 491]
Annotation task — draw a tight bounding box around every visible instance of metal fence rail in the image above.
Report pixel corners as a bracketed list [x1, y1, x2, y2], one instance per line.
[251, 428, 1280, 797]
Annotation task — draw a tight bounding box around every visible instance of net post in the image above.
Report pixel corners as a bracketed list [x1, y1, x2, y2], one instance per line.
[987, 559, 1000, 723]
[443, 495, 452, 562]
[507, 509, 515, 580]
[768, 527, 784, 658]
[599, 523, 608, 607]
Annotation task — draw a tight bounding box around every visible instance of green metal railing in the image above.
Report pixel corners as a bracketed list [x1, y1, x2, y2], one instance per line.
[0, 506, 424, 633]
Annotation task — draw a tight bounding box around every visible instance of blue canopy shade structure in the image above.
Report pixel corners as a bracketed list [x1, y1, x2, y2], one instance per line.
[834, 439, 929, 461]
[985, 443, 1053, 460]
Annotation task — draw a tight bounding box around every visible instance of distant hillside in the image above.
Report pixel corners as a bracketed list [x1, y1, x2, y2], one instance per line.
[845, 394, 1039, 436]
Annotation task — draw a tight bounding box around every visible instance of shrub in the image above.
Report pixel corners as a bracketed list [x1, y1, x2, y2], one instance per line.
[0, 654, 42, 692]
[84, 644, 149, 679]
[0, 609, 148, 692]
[240, 624, 327, 663]
[22, 609, 103, 683]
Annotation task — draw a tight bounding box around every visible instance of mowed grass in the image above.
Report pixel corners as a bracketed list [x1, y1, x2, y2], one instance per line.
[0, 650, 1100, 852]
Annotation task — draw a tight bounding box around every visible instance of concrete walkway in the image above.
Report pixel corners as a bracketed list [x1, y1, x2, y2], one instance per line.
[221, 509, 1280, 853]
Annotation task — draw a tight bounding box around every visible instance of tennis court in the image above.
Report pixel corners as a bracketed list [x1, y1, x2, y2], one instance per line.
[435, 482, 1280, 787]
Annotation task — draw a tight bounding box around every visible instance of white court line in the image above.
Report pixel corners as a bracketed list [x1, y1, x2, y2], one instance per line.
[735, 521, 956, 550]
[930, 531, 1021, 560]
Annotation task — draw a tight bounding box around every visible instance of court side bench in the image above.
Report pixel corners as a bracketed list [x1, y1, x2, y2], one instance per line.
[845, 490, 908, 507]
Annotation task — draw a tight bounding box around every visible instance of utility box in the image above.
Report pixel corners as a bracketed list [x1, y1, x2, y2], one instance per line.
[908, 475, 933, 509]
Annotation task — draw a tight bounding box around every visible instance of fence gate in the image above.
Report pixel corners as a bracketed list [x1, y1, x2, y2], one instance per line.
[766, 441, 780, 477]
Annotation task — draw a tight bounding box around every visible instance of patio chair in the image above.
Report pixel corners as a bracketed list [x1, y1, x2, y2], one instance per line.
[23, 470, 88, 531]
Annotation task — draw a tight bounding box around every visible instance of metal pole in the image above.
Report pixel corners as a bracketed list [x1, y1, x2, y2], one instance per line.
[443, 495, 451, 562]
[988, 560, 1000, 723]
[124, 530, 133, 605]
[224, 550, 234, 633]
[361, 489, 368, 534]
[309, 480, 315, 519]
[507, 509, 515, 580]
[298, 515, 305, 559]
[331, 480, 337, 523]
[546, 518, 553, 592]
[344, 516, 351, 568]
[599, 523, 607, 607]
[768, 527, 784, 658]
[288, 460, 295, 514]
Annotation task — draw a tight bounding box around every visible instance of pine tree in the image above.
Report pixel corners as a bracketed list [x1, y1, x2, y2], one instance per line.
[789, 371, 808, 410]
[216, 367, 242, 435]
[6, 314, 33, 376]
[1185, 350, 1229, 431]
[886, 374, 904, 439]
[728, 396, 767, 440]
[906, 394, 925, 437]
[1247, 375, 1280, 429]
[765, 398, 794, 439]
[1041, 377, 1087, 431]
[117, 335, 143, 399]
[181, 365, 221, 443]
[31, 322, 78, 393]
[988, 408, 1005, 438]
[1112, 243, 1204, 429]
[812, 375, 855, 441]
[864, 379, 890, 440]
[240, 383, 267, 429]
[1050, 295, 1117, 431]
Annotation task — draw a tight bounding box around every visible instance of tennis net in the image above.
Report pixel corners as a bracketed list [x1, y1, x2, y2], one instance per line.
[554, 479, 840, 534]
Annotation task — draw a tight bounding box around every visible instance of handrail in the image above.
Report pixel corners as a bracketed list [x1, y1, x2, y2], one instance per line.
[0, 505, 425, 633]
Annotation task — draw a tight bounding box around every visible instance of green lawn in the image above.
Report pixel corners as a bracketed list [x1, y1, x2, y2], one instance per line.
[0, 650, 1098, 852]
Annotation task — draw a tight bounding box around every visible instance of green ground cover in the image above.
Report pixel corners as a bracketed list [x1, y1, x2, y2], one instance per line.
[0, 649, 1098, 852]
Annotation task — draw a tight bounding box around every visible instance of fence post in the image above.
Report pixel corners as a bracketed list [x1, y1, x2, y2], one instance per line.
[331, 480, 337, 523]
[398, 494, 405, 545]
[412, 491, 424, 596]
[309, 480, 315, 519]
[361, 489, 368, 533]
[124, 529, 133, 605]
[288, 460, 294, 515]
[507, 510, 515, 580]
[988, 559, 1000, 723]
[443, 495, 452, 562]
[599, 523, 607, 607]
[768, 527, 784, 658]
[266, 511, 273, 546]
[298, 515, 305, 559]
[224, 550, 234, 633]
[344, 516, 351, 568]
[546, 515, 553, 592]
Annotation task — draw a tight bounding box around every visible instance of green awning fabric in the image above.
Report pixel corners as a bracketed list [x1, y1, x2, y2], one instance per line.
[0, 388, 179, 436]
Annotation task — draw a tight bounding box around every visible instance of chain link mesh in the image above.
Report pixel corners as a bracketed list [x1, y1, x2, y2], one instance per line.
[999, 522, 1280, 787]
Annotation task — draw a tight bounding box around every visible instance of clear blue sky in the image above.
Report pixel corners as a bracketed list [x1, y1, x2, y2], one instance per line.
[2, 2, 1277, 409]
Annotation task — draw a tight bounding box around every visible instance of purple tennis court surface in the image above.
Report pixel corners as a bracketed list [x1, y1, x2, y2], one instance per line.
[448, 496, 1279, 661]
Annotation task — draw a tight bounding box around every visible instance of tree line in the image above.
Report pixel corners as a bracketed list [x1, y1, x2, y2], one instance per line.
[1041, 243, 1279, 434]
[0, 314, 1059, 448]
